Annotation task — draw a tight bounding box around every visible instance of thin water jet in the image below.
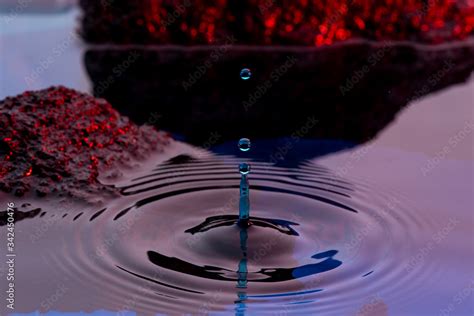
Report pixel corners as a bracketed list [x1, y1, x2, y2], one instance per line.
[238, 139, 251, 226]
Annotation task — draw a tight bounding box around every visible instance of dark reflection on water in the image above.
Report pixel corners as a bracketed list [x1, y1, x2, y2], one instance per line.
[145, 248, 341, 283]
[141, 212, 341, 284]
[85, 41, 474, 149]
[185, 214, 300, 236]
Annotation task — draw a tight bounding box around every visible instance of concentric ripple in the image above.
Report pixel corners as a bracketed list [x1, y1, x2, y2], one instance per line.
[37, 154, 439, 315]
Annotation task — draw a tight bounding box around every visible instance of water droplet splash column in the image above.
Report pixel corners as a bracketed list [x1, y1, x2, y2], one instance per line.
[238, 138, 251, 226]
[238, 163, 250, 224]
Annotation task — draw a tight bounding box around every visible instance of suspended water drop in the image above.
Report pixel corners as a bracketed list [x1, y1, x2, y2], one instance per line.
[239, 163, 251, 175]
[238, 138, 251, 152]
[240, 68, 251, 80]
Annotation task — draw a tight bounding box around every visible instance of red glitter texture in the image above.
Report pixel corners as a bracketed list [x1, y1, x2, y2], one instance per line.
[0, 87, 170, 199]
[80, 0, 474, 45]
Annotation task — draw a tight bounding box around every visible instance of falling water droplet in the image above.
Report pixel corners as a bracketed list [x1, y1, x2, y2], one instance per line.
[239, 163, 251, 175]
[238, 138, 251, 152]
[240, 68, 251, 80]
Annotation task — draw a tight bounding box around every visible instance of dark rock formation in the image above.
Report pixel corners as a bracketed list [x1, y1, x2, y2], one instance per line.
[84, 40, 474, 145]
[0, 87, 170, 199]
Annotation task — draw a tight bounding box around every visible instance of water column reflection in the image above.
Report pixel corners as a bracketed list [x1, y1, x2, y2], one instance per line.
[235, 227, 249, 315]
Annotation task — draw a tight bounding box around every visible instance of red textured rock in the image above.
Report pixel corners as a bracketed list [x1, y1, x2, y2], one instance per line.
[0, 86, 170, 199]
[80, 0, 474, 45]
